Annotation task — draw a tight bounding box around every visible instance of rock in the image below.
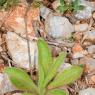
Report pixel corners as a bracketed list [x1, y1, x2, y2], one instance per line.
[6, 32, 38, 70]
[74, 23, 88, 32]
[80, 57, 95, 72]
[87, 45, 95, 54]
[79, 88, 95, 95]
[72, 43, 87, 59]
[75, 1, 95, 19]
[84, 30, 95, 43]
[0, 4, 44, 39]
[0, 73, 16, 94]
[45, 14, 74, 39]
[40, 6, 52, 19]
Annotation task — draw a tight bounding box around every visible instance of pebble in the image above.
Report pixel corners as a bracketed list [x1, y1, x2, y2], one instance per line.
[75, 1, 95, 19]
[80, 57, 95, 72]
[79, 88, 95, 95]
[74, 23, 88, 32]
[84, 30, 95, 43]
[40, 5, 52, 19]
[45, 14, 74, 39]
[87, 45, 95, 54]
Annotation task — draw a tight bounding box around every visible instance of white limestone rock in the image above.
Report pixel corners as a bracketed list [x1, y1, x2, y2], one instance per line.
[79, 88, 95, 95]
[84, 30, 95, 42]
[40, 6, 52, 19]
[87, 45, 95, 54]
[74, 23, 89, 32]
[45, 14, 74, 39]
[0, 73, 16, 94]
[6, 32, 38, 70]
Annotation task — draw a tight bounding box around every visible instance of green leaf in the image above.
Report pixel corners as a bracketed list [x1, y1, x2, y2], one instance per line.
[72, 0, 84, 12]
[47, 89, 68, 95]
[22, 92, 33, 95]
[4, 67, 39, 94]
[37, 38, 52, 76]
[44, 52, 67, 87]
[60, 0, 65, 5]
[48, 66, 83, 89]
[38, 64, 45, 94]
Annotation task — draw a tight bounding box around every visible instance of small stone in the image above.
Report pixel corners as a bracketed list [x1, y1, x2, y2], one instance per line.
[75, 1, 95, 19]
[40, 6, 52, 19]
[87, 45, 95, 54]
[74, 23, 88, 32]
[79, 88, 95, 95]
[80, 57, 95, 72]
[84, 30, 95, 43]
[45, 14, 74, 39]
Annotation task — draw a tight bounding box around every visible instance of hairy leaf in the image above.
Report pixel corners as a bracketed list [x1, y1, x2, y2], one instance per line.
[38, 64, 45, 94]
[4, 67, 38, 94]
[47, 89, 68, 95]
[48, 66, 83, 89]
[37, 38, 52, 76]
[44, 52, 67, 87]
